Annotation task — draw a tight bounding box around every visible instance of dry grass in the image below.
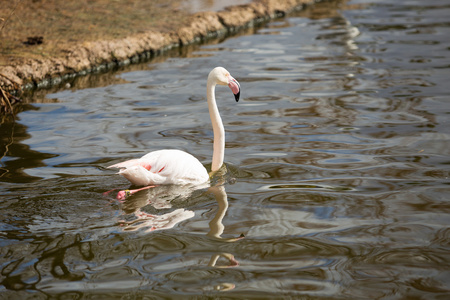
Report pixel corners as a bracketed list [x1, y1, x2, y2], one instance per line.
[0, 0, 190, 66]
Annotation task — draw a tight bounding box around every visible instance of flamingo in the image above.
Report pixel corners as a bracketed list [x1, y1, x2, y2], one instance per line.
[108, 67, 240, 199]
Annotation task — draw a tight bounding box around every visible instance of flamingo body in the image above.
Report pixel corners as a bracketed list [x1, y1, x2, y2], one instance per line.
[108, 67, 240, 187]
[109, 150, 209, 186]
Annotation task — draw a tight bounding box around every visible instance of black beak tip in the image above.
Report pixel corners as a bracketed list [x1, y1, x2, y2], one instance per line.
[234, 91, 240, 102]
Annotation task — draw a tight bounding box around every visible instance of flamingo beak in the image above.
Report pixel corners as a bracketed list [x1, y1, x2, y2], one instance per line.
[228, 76, 240, 102]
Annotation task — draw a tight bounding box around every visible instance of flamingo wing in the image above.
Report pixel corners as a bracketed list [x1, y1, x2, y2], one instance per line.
[108, 149, 209, 186]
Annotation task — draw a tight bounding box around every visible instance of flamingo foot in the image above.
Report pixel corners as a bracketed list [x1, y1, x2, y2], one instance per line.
[116, 185, 156, 200]
[116, 190, 131, 201]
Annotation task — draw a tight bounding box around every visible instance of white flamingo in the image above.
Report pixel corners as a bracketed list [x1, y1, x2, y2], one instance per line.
[108, 67, 240, 199]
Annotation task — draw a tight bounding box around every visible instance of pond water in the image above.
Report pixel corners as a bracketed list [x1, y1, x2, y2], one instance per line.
[1, 0, 450, 298]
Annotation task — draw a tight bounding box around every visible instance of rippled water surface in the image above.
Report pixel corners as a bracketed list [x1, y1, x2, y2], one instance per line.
[1, 0, 450, 298]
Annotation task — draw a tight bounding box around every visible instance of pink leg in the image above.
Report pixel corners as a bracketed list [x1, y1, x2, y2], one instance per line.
[103, 188, 121, 197]
[116, 185, 156, 200]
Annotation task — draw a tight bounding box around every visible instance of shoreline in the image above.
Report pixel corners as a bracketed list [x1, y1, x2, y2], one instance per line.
[0, 0, 322, 113]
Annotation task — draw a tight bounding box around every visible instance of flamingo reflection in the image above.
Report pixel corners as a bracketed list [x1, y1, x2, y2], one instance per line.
[116, 184, 202, 232]
[207, 184, 244, 270]
[108, 179, 243, 293]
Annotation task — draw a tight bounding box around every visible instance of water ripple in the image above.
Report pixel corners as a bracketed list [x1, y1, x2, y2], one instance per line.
[1, 0, 449, 298]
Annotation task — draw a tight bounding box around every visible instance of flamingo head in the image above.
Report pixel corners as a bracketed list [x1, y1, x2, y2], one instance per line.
[209, 67, 241, 102]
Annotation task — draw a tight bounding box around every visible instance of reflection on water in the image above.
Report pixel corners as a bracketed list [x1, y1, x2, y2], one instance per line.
[116, 184, 200, 232]
[1, 0, 450, 298]
[0, 116, 58, 183]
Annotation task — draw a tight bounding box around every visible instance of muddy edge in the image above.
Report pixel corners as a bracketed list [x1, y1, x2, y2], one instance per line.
[0, 0, 320, 95]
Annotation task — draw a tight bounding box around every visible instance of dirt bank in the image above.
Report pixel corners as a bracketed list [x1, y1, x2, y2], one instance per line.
[0, 0, 322, 113]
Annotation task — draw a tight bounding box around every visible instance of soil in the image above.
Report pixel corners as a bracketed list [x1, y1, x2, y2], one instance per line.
[0, 0, 327, 113]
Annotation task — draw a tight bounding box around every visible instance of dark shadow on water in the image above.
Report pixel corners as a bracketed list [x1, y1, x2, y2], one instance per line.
[0, 115, 58, 183]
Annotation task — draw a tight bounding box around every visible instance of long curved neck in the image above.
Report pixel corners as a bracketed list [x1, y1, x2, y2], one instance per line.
[207, 77, 225, 172]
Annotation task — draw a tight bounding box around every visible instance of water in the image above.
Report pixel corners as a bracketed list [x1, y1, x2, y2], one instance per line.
[1, 0, 450, 298]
